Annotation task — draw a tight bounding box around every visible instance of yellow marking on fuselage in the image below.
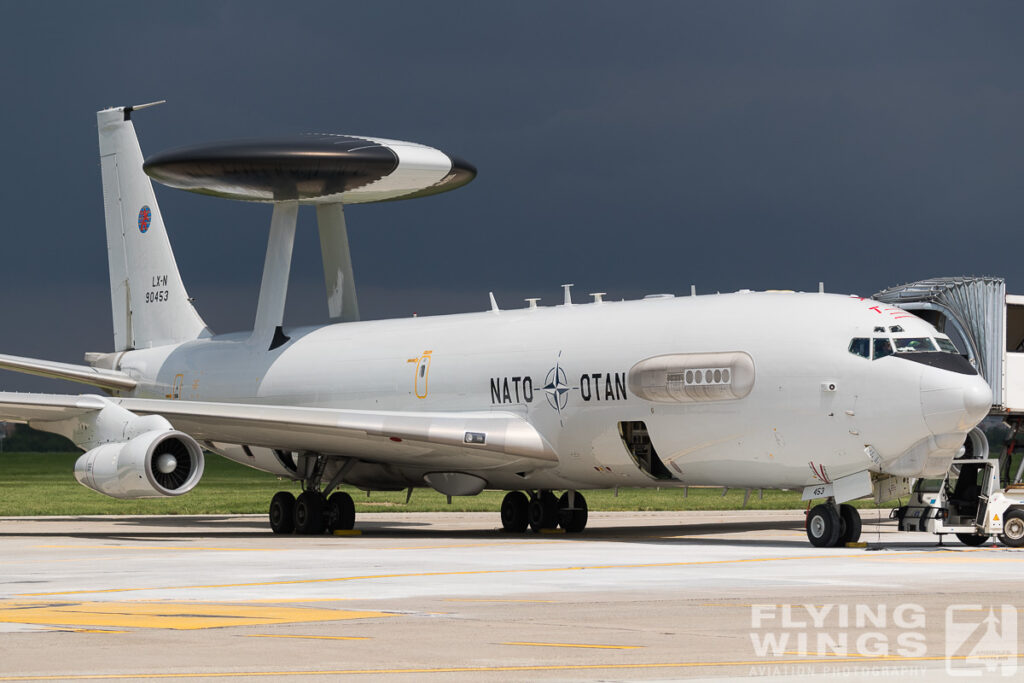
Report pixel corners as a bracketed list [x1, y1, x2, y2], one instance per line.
[0, 654, 1022, 680]
[504, 641, 643, 650]
[0, 601, 393, 631]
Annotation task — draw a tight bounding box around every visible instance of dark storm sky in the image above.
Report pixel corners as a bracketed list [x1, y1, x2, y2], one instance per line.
[0, 2, 1022, 392]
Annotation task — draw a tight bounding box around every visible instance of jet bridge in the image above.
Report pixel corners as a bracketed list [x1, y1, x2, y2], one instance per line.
[873, 276, 1024, 483]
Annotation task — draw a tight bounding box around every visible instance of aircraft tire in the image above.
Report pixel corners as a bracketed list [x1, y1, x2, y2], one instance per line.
[326, 491, 356, 532]
[557, 491, 588, 533]
[806, 504, 841, 547]
[998, 509, 1024, 548]
[528, 491, 559, 531]
[294, 491, 326, 535]
[500, 491, 529, 533]
[956, 533, 989, 547]
[837, 504, 862, 544]
[269, 491, 296, 534]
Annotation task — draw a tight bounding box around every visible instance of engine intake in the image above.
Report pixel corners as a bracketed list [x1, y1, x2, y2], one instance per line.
[74, 430, 205, 499]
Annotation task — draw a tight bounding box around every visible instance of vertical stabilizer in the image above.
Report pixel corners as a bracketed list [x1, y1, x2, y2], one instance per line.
[97, 105, 209, 351]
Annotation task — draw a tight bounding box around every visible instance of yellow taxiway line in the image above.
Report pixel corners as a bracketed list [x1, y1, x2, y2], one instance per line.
[20, 548, 1020, 599]
[0, 601, 392, 631]
[503, 641, 643, 649]
[245, 634, 369, 641]
[0, 654, 1021, 680]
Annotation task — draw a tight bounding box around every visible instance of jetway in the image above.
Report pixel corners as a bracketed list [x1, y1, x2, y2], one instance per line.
[874, 276, 1024, 484]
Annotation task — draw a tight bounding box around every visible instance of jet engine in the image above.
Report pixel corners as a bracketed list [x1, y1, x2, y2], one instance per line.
[74, 429, 204, 499]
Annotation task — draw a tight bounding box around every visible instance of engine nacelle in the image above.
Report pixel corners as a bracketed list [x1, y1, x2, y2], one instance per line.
[74, 430, 205, 499]
[961, 425, 990, 460]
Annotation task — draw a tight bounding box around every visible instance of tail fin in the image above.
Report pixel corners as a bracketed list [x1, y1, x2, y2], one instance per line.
[96, 104, 209, 351]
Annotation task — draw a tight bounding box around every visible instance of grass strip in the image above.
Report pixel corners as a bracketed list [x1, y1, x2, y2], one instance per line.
[0, 452, 896, 516]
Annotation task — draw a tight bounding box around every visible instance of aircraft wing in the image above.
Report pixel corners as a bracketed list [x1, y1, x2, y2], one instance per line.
[0, 392, 557, 470]
[0, 354, 137, 391]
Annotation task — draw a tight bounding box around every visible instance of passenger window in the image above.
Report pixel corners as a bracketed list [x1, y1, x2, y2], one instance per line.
[848, 338, 870, 359]
[873, 338, 893, 360]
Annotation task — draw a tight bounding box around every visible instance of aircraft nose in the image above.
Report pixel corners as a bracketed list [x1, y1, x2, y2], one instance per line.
[963, 376, 993, 422]
[920, 368, 992, 436]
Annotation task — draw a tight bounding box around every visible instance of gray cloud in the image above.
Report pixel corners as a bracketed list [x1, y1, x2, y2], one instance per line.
[0, 2, 1021, 391]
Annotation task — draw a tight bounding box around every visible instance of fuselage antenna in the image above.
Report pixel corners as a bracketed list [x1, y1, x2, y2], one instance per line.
[489, 291, 500, 313]
[562, 283, 574, 306]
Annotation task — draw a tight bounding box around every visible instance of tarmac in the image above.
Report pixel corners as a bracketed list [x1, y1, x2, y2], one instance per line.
[0, 510, 1022, 681]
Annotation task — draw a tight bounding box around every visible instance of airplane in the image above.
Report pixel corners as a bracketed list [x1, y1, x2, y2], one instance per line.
[0, 103, 993, 548]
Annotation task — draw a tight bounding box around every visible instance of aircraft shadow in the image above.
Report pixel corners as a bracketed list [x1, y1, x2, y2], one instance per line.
[0, 515, 966, 550]
[0, 515, 808, 549]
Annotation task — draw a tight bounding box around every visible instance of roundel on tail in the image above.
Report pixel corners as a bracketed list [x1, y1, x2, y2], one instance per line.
[138, 205, 152, 233]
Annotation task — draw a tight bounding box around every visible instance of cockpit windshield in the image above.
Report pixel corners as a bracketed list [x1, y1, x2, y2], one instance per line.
[893, 337, 937, 353]
[849, 335, 960, 360]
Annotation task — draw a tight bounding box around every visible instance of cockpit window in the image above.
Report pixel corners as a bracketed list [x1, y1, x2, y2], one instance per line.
[849, 338, 870, 359]
[936, 337, 959, 354]
[873, 338, 894, 360]
[894, 337, 937, 353]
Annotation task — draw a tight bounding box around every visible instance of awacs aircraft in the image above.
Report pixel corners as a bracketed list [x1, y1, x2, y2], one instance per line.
[0, 103, 993, 547]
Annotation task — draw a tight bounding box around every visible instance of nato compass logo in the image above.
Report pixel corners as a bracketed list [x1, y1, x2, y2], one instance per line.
[543, 352, 577, 424]
[138, 205, 152, 233]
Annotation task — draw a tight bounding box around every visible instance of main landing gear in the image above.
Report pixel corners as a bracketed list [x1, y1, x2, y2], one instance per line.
[269, 455, 356, 535]
[806, 501, 862, 547]
[501, 490, 589, 533]
[269, 490, 356, 534]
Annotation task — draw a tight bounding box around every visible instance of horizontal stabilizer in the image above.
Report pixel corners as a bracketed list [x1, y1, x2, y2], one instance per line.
[0, 354, 137, 391]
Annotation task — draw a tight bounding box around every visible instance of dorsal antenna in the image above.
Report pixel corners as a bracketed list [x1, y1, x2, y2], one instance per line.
[489, 291, 500, 313]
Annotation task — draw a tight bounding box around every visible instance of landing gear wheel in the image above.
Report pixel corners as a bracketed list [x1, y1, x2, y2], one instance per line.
[294, 490, 326, 535]
[269, 491, 296, 534]
[500, 491, 529, 533]
[528, 491, 559, 531]
[557, 491, 588, 533]
[806, 504, 841, 547]
[998, 509, 1024, 548]
[956, 533, 989, 547]
[837, 504, 862, 544]
[326, 491, 355, 532]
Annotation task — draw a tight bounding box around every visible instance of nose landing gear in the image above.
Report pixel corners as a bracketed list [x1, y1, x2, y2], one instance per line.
[806, 501, 862, 547]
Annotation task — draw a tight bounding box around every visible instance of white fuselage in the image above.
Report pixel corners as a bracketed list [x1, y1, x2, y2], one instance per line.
[113, 291, 991, 493]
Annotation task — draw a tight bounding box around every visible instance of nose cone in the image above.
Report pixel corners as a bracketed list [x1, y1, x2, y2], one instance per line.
[920, 369, 992, 436]
[963, 376, 993, 424]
